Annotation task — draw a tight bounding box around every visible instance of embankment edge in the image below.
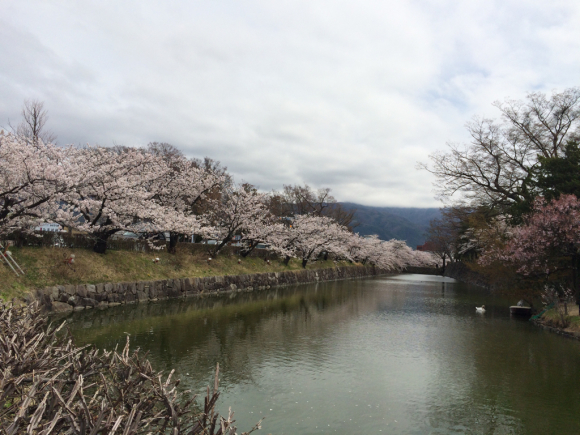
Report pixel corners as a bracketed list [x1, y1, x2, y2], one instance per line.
[30, 265, 388, 313]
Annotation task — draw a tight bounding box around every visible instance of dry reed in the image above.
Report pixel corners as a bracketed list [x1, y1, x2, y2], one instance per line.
[0, 301, 261, 434]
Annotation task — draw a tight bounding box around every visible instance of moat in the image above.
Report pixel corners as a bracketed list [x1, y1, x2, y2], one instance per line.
[67, 274, 580, 434]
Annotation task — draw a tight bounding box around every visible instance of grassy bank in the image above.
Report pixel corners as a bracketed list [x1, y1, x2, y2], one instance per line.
[539, 305, 580, 337]
[0, 246, 355, 300]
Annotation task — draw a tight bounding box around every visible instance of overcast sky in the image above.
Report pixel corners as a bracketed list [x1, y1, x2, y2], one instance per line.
[1, 1, 579, 207]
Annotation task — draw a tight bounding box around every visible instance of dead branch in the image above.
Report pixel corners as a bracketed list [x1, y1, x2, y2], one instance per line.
[0, 301, 261, 435]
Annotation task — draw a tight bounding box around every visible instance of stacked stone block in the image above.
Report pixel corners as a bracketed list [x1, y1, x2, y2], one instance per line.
[35, 266, 386, 312]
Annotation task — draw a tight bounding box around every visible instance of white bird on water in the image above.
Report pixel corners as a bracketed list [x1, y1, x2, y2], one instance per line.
[476, 305, 486, 313]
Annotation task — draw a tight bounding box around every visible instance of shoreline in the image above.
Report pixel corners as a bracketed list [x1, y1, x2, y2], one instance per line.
[531, 319, 580, 341]
[444, 263, 580, 341]
[32, 265, 391, 313]
[0, 246, 337, 300]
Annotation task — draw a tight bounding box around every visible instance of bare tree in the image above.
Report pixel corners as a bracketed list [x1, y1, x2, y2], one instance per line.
[424, 216, 460, 272]
[419, 87, 580, 212]
[12, 99, 57, 144]
[147, 141, 185, 163]
[271, 184, 357, 230]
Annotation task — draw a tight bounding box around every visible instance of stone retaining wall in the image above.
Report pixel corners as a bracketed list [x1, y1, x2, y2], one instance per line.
[34, 266, 386, 313]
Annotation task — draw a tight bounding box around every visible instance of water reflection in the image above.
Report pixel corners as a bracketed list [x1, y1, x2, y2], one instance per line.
[69, 275, 580, 434]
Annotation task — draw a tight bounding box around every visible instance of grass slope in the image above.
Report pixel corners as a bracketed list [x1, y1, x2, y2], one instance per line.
[0, 246, 354, 300]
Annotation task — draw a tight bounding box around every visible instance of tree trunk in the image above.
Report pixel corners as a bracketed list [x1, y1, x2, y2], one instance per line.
[283, 255, 291, 265]
[302, 250, 317, 268]
[168, 233, 179, 254]
[93, 233, 110, 254]
[442, 255, 447, 274]
[240, 242, 258, 258]
[211, 236, 231, 257]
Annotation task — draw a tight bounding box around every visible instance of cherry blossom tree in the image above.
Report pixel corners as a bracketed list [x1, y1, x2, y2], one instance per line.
[205, 184, 271, 256]
[480, 194, 580, 301]
[1, 125, 434, 270]
[147, 143, 226, 253]
[267, 214, 434, 271]
[346, 234, 385, 266]
[411, 248, 440, 268]
[57, 146, 172, 254]
[345, 233, 437, 270]
[277, 214, 352, 268]
[239, 219, 291, 258]
[382, 239, 417, 270]
[0, 132, 72, 237]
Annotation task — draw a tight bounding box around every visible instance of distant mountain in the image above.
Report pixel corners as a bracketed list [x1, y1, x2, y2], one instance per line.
[341, 203, 441, 249]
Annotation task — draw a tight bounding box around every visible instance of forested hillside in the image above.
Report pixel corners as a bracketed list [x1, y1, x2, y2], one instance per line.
[341, 203, 441, 248]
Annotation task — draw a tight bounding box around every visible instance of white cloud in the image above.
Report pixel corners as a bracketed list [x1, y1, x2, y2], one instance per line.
[1, 0, 579, 207]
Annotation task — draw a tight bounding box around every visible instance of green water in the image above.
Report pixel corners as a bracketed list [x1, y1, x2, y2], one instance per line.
[67, 274, 580, 434]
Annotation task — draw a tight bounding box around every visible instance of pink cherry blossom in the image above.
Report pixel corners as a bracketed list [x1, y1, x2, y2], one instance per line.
[480, 195, 580, 280]
[0, 132, 75, 236]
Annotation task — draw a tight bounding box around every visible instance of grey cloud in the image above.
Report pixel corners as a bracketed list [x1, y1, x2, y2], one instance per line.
[1, 0, 579, 206]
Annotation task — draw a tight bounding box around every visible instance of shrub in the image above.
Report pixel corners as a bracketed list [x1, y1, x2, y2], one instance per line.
[0, 302, 260, 434]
